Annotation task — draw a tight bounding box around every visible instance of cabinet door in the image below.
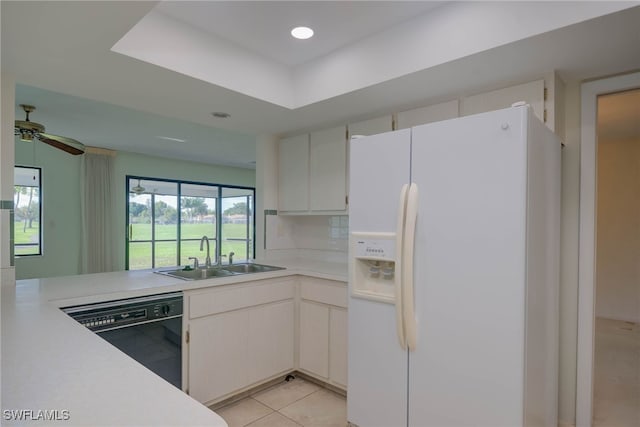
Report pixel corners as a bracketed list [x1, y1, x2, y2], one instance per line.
[396, 100, 459, 129]
[278, 134, 309, 212]
[188, 310, 249, 403]
[247, 300, 295, 384]
[309, 126, 347, 212]
[299, 301, 329, 378]
[329, 307, 348, 388]
[348, 115, 393, 138]
[461, 80, 545, 122]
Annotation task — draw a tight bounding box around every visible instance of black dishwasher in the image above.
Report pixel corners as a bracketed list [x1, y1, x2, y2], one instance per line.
[62, 292, 183, 388]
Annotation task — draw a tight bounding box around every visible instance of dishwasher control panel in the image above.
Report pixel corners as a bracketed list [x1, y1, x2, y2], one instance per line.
[62, 292, 183, 332]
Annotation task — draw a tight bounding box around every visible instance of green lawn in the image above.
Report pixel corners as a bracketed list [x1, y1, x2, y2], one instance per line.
[12, 221, 253, 266]
[128, 223, 253, 269]
[14, 221, 40, 255]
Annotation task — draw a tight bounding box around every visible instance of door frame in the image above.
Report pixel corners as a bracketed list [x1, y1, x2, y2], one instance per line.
[577, 71, 640, 427]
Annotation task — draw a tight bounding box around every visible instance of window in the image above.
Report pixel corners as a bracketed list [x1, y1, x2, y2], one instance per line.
[14, 166, 42, 256]
[126, 176, 255, 270]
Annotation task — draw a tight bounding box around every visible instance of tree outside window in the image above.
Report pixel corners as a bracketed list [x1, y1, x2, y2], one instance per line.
[14, 166, 42, 256]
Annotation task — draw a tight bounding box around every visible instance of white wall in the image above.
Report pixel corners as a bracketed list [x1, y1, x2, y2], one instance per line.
[14, 139, 82, 279]
[1, 73, 16, 287]
[596, 137, 640, 323]
[558, 81, 581, 425]
[13, 146, 255, 279]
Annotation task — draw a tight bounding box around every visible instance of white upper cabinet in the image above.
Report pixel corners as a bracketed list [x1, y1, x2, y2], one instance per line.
[278, 134, 309, 212]
[348, 115, 393, 138]
[461, 80, 545, 123]
[396, 100, 459, 129]
[278, 126, 347, 214]
[309, 126, 347, 212]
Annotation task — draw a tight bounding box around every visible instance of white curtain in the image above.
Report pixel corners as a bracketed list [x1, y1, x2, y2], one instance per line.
[80, 149, 115, 273]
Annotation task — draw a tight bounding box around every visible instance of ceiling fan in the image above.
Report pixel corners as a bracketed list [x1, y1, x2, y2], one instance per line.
[14, 104, 85, 155]
[131, 179, 146, 195]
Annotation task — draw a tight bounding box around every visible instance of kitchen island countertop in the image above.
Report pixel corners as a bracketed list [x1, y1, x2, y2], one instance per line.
[1, 258, 347, 426]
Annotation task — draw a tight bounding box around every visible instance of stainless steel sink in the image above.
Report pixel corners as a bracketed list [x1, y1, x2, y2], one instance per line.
[157, 267, 235, 281]
[221, 263, 285, 274]
[156, 263, 284, 281]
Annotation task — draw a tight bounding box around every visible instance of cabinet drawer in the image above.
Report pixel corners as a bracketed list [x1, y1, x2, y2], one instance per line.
[300, 278, 347, 308]
[189, 278, 296, 319]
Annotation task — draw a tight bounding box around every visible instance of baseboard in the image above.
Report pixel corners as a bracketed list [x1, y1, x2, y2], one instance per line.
[208, 374, 290, 410]
[558, 419, 575, 427]
[596, 315, 640, 324]
[208, 370, 346, 411]
[294, 370, 347, 397]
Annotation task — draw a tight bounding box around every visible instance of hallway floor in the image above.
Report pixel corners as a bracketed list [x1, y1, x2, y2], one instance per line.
[593, 318, 640, 427]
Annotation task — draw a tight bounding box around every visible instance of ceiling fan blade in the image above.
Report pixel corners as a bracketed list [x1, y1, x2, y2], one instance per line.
[37, 133, 85, 155]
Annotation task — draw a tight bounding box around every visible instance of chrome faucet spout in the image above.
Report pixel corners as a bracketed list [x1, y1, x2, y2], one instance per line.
[200, 236, 211, 268]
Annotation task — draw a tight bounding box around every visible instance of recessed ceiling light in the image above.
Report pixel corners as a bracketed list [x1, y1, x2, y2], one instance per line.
[156, 136, 186, 143]
[211, 112, 231, 119]
[291, 26, 314, 40]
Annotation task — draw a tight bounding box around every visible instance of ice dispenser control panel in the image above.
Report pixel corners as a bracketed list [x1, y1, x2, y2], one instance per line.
[354, 237, 395, 259]
[351, 232, 397, 304]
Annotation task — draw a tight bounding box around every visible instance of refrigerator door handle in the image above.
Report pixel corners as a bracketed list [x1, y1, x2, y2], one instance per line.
[403, 183, 419, 351]
[395, 183, 409, 348]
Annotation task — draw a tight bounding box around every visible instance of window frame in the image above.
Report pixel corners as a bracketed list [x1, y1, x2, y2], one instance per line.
[14, 165, 43, 257]
[125, 175, 255, 270]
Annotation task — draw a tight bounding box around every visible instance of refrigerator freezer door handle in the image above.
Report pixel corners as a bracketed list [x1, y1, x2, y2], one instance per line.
[395, 183, 409, 348]
[403, 183, 419, 351]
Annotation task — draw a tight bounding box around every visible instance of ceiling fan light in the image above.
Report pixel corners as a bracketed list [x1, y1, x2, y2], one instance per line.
[20, 131, 33, 142]
[131, 179, 146, 195]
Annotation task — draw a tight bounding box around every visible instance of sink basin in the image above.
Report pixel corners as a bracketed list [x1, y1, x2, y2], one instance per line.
[156, 263, 284, 281]
[157, 267, 235, 281]
[221, 263, 284, 274]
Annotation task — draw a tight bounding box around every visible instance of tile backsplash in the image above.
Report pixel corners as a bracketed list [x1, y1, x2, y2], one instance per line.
[293, 215, 348, 252]
[265, 215, 348, 253]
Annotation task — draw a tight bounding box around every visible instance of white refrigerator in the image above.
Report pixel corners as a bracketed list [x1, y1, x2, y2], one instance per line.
[347, 105, 561, 427]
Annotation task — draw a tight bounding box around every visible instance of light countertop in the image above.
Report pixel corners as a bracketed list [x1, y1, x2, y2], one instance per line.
[1, 258, 347, 426]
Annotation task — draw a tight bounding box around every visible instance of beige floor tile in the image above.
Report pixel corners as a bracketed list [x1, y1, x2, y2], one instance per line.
[593, 317, 640, 427]
[252, 378, 320, 410]
[279, 389, 347, 427]
[215, 398, 273, 427]
[246, 412, 302, 427]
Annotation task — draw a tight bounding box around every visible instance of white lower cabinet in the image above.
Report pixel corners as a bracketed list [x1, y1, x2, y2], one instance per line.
[189, 309, 249, 403]
[185, 278, 295, 404]
[299, 301, 330, 378]
[185, 276, 347, 404]
[247, 300, 294, 384]
[329, 307, 348, 387]
[298, 278, 348, 389]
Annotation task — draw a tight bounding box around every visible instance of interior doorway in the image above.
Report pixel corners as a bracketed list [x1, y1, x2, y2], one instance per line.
[592, 88, 640, 426]
[578, 72, 640, 427]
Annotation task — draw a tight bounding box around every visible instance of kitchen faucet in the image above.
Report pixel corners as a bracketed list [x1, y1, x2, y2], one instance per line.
[199, 236, 211, 268]
[229, 252, 235, 265]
